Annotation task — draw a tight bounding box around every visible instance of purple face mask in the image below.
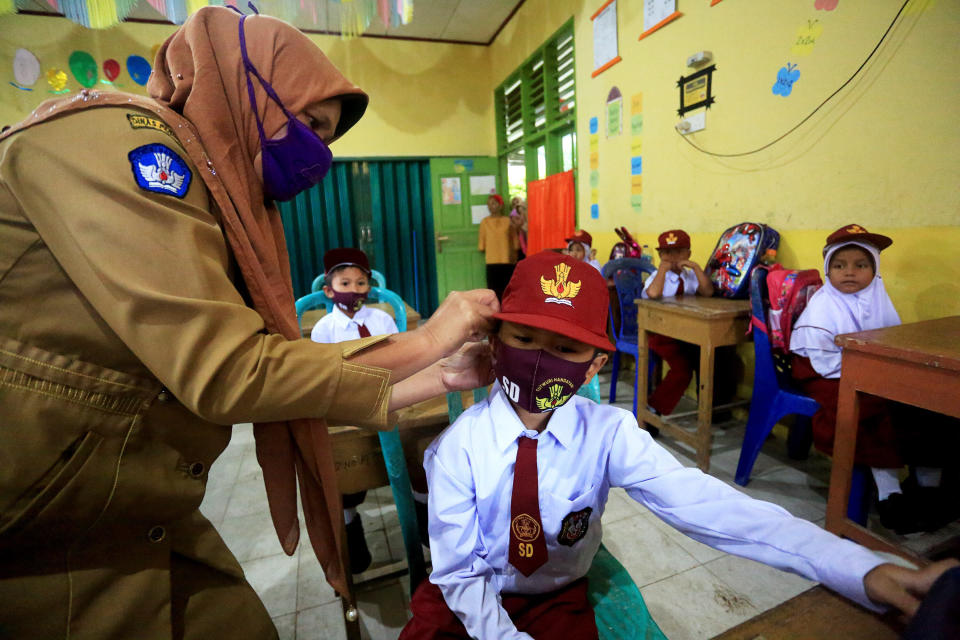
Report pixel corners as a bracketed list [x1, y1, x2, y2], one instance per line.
[331, 290, 366, 313]
[239, 16, 334, 202]
[493, 341, 593, 413]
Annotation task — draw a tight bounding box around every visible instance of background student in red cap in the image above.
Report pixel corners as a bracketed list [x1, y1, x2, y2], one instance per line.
[478, 193, 519, 300]
[565, 229, 603, 272]
[400, 251, 956, 640]
[311, 247, 399, 573]
[641, 229, 715, 421]
[791, 224, 958, 534]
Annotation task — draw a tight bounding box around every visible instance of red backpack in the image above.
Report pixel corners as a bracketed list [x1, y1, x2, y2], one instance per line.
[764, 265, 822, 353]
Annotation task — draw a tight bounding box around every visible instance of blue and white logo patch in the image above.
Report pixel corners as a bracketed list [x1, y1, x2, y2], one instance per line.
[128, 143, 191, 198]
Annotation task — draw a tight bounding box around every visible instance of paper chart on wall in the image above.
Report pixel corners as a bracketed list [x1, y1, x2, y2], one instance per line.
[469, 174, 497, 196]
[592, 0, 620, 76]
[471, 205, 490, 225]
[641, 0, 681, 39]
[441, 177, 461, 205]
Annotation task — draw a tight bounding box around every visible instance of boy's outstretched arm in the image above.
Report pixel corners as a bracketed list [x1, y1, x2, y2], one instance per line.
[864, 559, 960, 618]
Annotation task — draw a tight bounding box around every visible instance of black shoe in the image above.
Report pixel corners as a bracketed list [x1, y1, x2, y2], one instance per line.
[877, 493, 932, 535]
[345, 514, 372, 574]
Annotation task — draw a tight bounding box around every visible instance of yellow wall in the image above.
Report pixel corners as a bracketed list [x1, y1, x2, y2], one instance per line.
[0, 13, 494, 157]
[489, 0, 960, 323]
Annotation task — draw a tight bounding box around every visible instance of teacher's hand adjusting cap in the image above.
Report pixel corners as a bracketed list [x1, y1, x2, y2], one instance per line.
[494, 251, 614, 351]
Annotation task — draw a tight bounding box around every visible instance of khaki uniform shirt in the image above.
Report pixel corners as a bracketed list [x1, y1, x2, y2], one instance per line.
[0, 105, 392, 639]
[478, 214, 518, 265]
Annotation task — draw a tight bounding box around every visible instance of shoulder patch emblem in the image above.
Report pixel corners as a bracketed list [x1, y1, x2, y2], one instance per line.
[557, 507, 592, 547]
[128, 143, 191, 199]
[126, 113, 177, 142]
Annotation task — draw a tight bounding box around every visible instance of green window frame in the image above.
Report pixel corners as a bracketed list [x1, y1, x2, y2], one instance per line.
[495, 19, 576, 201]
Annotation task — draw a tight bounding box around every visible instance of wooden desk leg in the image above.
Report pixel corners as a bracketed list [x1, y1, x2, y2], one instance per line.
[826, 375, 860, 536]
[637, 327, 650, 425]
[696, 342, 716, 472]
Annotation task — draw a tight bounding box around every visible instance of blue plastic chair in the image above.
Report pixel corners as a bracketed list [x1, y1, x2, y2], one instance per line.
[602, 258, 656, 418]
[445, 387, 668, 640]
[295, 287, 427, 590]
[311, 269, 386, 294]
[734, 267, 868, 524]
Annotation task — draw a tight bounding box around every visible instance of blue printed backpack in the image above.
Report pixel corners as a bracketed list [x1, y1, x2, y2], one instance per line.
[705, 222, 780, 299]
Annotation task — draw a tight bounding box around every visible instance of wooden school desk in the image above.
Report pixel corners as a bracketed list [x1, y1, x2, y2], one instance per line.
[826, 316, 960, 560]
[635, 296, 751, 471]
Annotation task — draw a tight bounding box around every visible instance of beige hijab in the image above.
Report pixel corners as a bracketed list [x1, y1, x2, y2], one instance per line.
[2, 6, 370, 596]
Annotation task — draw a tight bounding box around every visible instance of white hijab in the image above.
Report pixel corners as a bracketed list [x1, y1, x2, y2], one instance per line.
[790, 240, 900, 378]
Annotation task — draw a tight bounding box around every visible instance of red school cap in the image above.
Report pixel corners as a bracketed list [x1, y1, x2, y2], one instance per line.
[565, 230, 593, 247]
[824, 224, 893, 254]
[323, 248, 371, 276]
[657, 229, 691, 250]
[494, 251, 615, 351]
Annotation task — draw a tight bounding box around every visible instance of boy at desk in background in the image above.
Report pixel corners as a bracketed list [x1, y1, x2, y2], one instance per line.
[641, 229, 714, 422]
[399, 251, 955, 640]
[311, 248, 398, 573]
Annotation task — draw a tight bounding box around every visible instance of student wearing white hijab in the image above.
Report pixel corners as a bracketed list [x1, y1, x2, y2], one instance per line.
[791, 225, 954, 534]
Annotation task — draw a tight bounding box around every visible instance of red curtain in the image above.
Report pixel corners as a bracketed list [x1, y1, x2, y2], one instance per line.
[526, 170, 575, 255]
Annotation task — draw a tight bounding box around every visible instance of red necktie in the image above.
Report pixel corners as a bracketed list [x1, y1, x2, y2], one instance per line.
[676, 275, 685, 297]
[509, 437, 548, 576]
[357, 323, 371, 338]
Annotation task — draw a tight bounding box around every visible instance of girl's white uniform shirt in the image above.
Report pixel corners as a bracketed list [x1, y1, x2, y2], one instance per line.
[425, 382, 886, 640]
[791, 240, 900, 378]
[641, 268, 699, 298]
[310, 304, 399, 344]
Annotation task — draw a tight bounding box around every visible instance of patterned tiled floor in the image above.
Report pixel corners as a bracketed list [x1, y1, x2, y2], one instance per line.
[200, 369, 957, 639]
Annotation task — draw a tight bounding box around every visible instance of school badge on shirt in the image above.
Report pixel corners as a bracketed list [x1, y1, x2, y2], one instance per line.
[540, 262, 581, 307]
[557, 507, 592, 547]
[128, 143, 191, 198]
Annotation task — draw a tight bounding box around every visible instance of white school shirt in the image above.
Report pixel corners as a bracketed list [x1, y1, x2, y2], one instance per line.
[310, 304, 399, 344]
[641, 268, 700, 298]
[425, 382, 885, 640]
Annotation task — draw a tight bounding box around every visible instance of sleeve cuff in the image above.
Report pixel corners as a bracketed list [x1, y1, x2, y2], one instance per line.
[323, 335, 394, 430]
[816, 539, 888, 612]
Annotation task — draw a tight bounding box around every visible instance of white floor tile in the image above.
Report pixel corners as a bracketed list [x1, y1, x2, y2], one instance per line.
[602, 513, 699, 587]
[272, 613, 296, 640]
[297, 601, 348, 640]
[356, 581, 411, 640]
[640, 565, 762, 640]
[224, 475, 270, 519]
[702, 553, 815, 612]
[297, 545, 339, 611]
[241, 552, 300, 618]
[217, 512, 286, 563]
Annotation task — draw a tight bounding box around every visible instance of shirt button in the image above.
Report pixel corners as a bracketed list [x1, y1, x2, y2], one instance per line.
[147, 526, 166, 543]
[189, 462, 205, 478]
[157, 389, 170, 403]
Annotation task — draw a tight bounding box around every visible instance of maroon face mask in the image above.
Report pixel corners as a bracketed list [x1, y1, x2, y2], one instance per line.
[493, 341, 592, 413]
[331, 290, 366, 313]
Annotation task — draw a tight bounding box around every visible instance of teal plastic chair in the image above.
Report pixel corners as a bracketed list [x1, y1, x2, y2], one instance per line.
[311, 269, 386, 294]
[577, 375, 602, 403]
[295, 287, 426, 591]
[444, 389, 667, 640]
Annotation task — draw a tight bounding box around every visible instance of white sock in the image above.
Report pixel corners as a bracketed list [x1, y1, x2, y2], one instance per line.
[412, 490, 429, 504]
[872, 468, 902, 501]
[916, 467, 942, 488]
[343, 507, 358, 523]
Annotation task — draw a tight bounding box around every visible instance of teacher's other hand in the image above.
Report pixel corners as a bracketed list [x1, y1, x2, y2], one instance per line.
[864, 558, 960, 619]
[423, 289, 499, 357]
[438, 342, 494, 393]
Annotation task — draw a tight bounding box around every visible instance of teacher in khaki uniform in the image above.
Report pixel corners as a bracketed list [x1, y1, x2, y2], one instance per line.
[0, 7, 496, 639]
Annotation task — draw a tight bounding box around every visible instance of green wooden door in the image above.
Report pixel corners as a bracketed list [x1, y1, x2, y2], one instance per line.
[429, 157, 500, 302]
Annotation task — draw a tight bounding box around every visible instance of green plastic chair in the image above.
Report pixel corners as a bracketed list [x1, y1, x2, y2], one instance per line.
[444, 389, 668, 639]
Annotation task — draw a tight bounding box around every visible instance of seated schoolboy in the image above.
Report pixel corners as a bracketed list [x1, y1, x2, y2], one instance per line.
[311, 248, 398, 573]
[400, 251, 955, 640]
[791, 224, 957, 534]
[565, 229, 603, 272]
[641, 229, 714, 418]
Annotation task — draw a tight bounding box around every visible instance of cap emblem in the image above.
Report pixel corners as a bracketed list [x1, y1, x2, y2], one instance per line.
[846, 225, 866, 234]
[665, 232, 678, 245]
[540, 263, 581, 307]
